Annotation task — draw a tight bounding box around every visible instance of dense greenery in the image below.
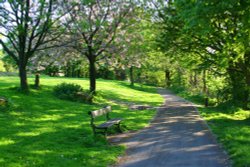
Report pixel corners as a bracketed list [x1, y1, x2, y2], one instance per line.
[1, 1, 249, 105]
[53, 83, 93, 103]
[156, 0, 250, 109]
[0, 76, 163, 167]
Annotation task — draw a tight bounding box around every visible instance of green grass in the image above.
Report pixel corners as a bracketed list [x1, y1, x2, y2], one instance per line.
[173, 89, 250, 167]
[199, 107, 250, 167]
[0, 76, 163, 167]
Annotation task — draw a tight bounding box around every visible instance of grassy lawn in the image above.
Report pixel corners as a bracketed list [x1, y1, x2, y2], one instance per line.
[174, 90, 250, 167]
[0, 76, 163, 167]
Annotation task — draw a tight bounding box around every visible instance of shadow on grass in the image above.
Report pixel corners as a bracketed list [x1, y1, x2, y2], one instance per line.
[0, 80, 161, 167]
[202, 115, 250, 166]
[0, 95, 123, 166]
[0, 125, 120, 166]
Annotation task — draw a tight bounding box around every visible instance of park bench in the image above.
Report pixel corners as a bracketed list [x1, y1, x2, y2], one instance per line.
[88, 106, 123, 136]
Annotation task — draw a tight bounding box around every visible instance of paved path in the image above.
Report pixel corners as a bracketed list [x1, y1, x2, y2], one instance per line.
[115, 89, 230, 167]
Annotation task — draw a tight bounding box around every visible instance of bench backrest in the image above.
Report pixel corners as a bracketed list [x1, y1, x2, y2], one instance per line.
[88, 106, 111, 118]
[88, 106, 112, 128]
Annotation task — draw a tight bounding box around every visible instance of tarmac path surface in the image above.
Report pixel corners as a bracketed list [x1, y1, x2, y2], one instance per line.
[115, 89, 230, 167]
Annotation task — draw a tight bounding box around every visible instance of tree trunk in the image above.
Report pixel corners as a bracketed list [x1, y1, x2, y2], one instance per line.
[89, 57, 96, 93]
[77, 69, 81, 78]
[245, 73, 250, 109]
[227, 61, 247, 108]
[129, 66, 134, 86]
[19, 63, 29, 91]
[66, 62, 70, 77]
[243, 52, 250, 109]
[204, 97, 209, 107]
[165, 69, 171, 87]
[34, 73, 40, 89]
[202, 70, 207, 94]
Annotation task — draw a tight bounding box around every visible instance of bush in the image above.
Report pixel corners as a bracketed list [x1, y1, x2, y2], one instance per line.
[53, 83, 93, 103]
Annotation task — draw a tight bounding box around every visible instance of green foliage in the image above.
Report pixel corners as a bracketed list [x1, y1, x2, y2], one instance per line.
[156, 0, 250, 108]
[54, 82, 83, 98]
[1, 54, 17, 72]
[143, 71, 165, 87]
[97, 66, 115, 80]
[0, 76, 163, 166]
[0, 60, 4, 72]
[53, 83, 92, 103]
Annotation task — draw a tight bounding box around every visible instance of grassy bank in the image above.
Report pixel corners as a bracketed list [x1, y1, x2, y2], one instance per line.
[172, 89, 250, 167]
[0, 76, 163, 167]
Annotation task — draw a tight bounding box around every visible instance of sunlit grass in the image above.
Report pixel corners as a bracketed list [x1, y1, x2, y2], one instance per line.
[0, 76, 163, 167]
[173, 89, 250, 167]
[199, 107, 250, 167]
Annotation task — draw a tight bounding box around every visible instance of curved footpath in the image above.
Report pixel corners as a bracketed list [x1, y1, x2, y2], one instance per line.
[115, 88, 230, 167]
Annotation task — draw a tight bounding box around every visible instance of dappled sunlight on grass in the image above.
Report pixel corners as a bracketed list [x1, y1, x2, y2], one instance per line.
[199, 107, 250, 167]
[0, 138, 15, 146]
[0, 76, 163, 166]
[173, 88, 250, 166]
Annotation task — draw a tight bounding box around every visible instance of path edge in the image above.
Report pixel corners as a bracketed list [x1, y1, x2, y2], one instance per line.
[164, 88, 233, 167]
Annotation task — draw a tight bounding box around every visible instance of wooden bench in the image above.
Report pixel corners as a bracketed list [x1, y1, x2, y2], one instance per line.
[88, 106, 123, 136]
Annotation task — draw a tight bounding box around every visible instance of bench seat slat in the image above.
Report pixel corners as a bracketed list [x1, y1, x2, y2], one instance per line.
[96, 118, 123, 129]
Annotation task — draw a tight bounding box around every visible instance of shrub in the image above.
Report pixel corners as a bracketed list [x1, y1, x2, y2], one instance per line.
[53, 83, 93, 103]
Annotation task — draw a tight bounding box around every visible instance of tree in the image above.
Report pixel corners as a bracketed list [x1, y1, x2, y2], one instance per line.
[65, 0, 134, 93]
[174, 0, 250, 108]
[154, 0, 250, 108]
[0, 0, 68, 91]
[108, 9, 149, 86]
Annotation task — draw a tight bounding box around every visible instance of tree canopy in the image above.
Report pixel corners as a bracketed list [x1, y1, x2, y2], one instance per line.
[0, 0, 249, 108]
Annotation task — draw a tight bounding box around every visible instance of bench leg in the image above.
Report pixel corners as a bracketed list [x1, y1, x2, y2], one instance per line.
[93, 128, 107, 137]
